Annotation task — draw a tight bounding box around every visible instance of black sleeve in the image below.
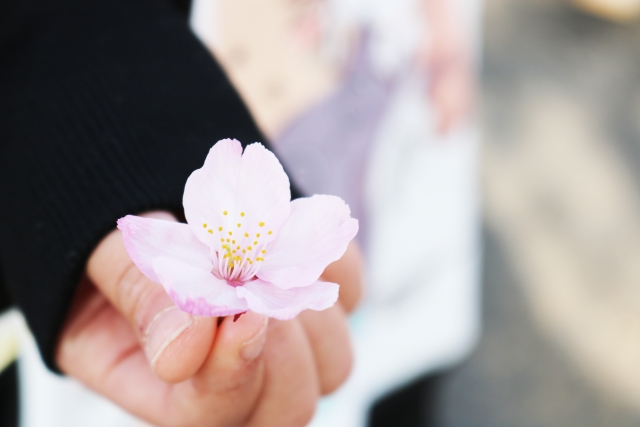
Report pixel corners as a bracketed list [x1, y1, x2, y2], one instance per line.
[0, 0, 301, 372]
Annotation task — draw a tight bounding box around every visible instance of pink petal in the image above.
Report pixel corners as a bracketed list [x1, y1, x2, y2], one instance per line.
[117, 215, 212, 284]
[152, 256, 248, 316]
[236, 279, 339, 320]
[183, 140, 291, 249]
[234, 143, 291, 243]
[257, 195, 358, 289]
[183, 139, 243, 246]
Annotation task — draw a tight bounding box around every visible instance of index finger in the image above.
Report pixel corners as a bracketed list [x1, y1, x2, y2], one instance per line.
[85, 211, 216, 382]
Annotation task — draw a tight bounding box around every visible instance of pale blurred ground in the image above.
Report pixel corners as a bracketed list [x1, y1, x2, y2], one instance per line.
[432, 0, 640, 425]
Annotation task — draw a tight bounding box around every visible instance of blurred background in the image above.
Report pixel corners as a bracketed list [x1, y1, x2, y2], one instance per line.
[438, 0, 640, 425]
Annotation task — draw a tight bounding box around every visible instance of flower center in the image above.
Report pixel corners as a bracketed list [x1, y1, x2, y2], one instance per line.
[202, 210, 273, 284]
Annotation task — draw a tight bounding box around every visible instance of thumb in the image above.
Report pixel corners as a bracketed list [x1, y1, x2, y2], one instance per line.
[85, 211, 214, 382]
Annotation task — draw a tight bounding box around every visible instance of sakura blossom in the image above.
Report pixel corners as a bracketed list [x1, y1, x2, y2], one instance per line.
[117, 139, 358, 320]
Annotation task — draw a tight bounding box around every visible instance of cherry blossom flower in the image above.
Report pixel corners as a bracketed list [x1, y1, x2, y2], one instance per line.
[117, 139, 358, 320]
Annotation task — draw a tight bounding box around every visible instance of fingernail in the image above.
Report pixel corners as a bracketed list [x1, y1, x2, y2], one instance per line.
[144, 306, 194, 368]
[239, 314, 268, 361]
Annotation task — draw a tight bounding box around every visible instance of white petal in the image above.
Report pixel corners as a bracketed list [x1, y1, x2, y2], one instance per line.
[183, 138, 243, 246]
[236, 279, 339, 320]
[118, 215, 212, 284]
[234, 143, 291, 241]
[152, 256, 248, 317]
[183, 140, 291, 252]
[257, 195, 358, 289]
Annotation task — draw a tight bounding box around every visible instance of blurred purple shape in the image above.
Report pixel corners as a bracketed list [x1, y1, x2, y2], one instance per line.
[274, 42, 394, 245]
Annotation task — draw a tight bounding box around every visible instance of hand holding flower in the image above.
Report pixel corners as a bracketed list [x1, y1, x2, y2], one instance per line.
[55, 139, 362, 427]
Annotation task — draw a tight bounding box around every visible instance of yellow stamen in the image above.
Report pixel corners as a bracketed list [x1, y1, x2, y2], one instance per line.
[223, 211, 228, 216]
[208, 229, 213, 234]
[259, 222, 265, 227]
[203, 223, 207, 228]
[240, 212, 245, 217]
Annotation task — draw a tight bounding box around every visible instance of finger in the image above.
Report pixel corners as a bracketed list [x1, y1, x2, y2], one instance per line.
[85, 211, 215, 382]
[298, 305, 353, 394]
[246, 319, 319, 427]
[57, 284, 269, 427]
[193, 311, 268, 393]
[171, 311, 269, 427]
[321, 240, 364, 313]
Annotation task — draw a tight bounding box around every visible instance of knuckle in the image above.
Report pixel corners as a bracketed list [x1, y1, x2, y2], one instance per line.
[114, 263, 155, 331]
[322, 347, 353, 395]
[197, 359, 262, 396]
[55, 337, 74, 373]
[289, 395, 317, 427]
